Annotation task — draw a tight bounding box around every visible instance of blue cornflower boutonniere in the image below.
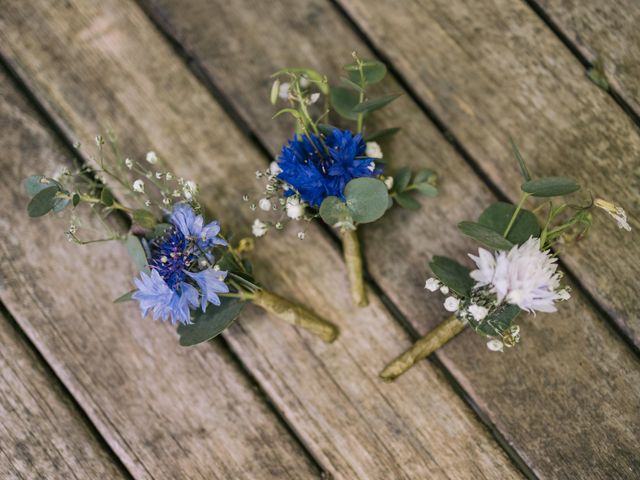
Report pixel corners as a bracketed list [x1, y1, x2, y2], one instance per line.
[247, 53, 438, 307]
[24, 135, 338, 346]
[380, 142, 631, 381]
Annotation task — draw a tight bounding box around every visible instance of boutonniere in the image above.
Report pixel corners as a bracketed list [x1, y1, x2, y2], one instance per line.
[380, 142, 631, 380]
[24, 135, 339, 345]
[248, 53, 438, 306]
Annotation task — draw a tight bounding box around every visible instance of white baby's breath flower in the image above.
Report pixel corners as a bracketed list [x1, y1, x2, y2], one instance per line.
[308, 92, 321, 105]
[487, 339, 504, 352]
[384, 176, 394, 190]
[439, 285, 449, 295]
[146, 151, 158, 164]
[424, 277, 440, 292]
[165, 172, 172, 181]
[594, 198, 631, 232]
[124, 158, 133, 169]
[443, 296, 460, 312]
[297, 231, 306, 240]
[285, 196, 305, 220]
[469, 237, 564, 313]
[557, 289, 571, 301]
[258, 198, 272, 211]
[278, 82, 291, 99]
[299, 77, 310, 88]
[132, 179, 145, 193]
[468, 304, 489, 321]
[365, 141, 383, 159]
[183, 180, 197, 200]
[269, 161, 282, 177]
[162, 197, 171, 205]
[252, 219, 268, 237]
[155, 172, 163, 179]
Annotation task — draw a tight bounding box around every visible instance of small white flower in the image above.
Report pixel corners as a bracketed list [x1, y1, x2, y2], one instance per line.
[297, 231, 306, 240]
[162, 197, 171, 205]
[365, 141, 383, 159]
[132, 179, 145, 193]
[424, 277, 440, 292]
[594, 198, 631, 232]
[144, 200, 151, 207]
[367, 162, 376, 172]
[308, 92, 321, 105]
[269, 161, 282, 177]
[183, 180, 197, 200]
[51, 166, 70, 181]
[258, 198, 272, 211]
[557, 289, 571, 301]
[286, 196, 305, 220]
[155, 172, 163, 179]
[278, 82, 290, 99]
[487, 339, 504, 352]
[384, 176, 394, 190]
[146, 151, 158, 164]
[172, 189, 181, 197]
[443, 296, 460, 312]
[468, 304, 489, 321]
[299, 77, 310, 88]
[146, 171, 152, 179]
[252, 219, 268, 237]
[439, 285, 449, 295]
[124, 158, 133, 169]
[165, 172, 173, 181]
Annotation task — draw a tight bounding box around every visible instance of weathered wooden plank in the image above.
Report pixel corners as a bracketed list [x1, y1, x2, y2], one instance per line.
[534, 0, 640, 116]
[335, 0, 640, 349]
[0, 67, 318, 479]
[136, 0, 640, 477]
[0, 309, 127, 479]
[0, 1, 522, 478]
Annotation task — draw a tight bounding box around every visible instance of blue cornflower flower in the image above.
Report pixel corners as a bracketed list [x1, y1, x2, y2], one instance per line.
[132, 204, 229, 325]
[276, 128, 381, 207]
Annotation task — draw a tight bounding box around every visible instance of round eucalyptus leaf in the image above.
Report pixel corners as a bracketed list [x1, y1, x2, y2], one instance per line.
[478, 202, 540, 245]
[320, 196, 351, 226]
[345, 60, 387, 85]
[24, 175, 58, 197]
[429, 256, 474, 297]
[521, 176, 580, 197]
[27, 186, 60, 217]
[178, 298, 246, 346]
[126, 234, 149, 273]
[100, 188, 114, 206]
[457, 221, 514, 250]
[344, 177, 389, 223]
[330, 86, 360, 120]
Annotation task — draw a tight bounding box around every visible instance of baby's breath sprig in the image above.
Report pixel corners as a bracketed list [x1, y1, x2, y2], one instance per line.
[380, 142, 631, 381]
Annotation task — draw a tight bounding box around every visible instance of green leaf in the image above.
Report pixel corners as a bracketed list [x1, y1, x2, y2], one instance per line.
[272, 108, 301, 120]
[113, 290, 136, 304]
[352, 94, 401, 114]
[72, 193, 80, 207]
[24, 175, 57, 197]
[478, 202, 540, 245]
[146, 223, 172, 240]
[394, 192, 421, 209]
[474, 304, 521, 337]
[178, 298, 246, 346]
[587, 62, 609, 92]
[344, 60, 387, 85]
[414, 183, 438, 197]
[510, 139, 531, 181]
[457, 221, 514, 250]
[318, 123, 338, 137]
[270, 79, 280, 105]
[344, 177, 389, 223]
[330, 86, 360, 120]
[51, 197, 70, 213]
[364, 127, 400, 142]
[100, 188, 114, 206]
[339, 76, 365, 93]
[393, 167, 411, 192]
[521, 177, 580, 197]
[27, 186, 60, 217]
[429, 256, 473, 296]
[132, 209, 157, 229]
[413, 168, 436, 185]
[126, 234, 149, 273]
[319, 196, 352, 227]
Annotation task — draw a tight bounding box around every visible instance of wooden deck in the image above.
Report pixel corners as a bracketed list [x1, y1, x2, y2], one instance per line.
[0, 1, 638, 478]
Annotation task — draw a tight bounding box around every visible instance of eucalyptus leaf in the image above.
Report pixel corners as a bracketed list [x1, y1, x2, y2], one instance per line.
[393, 167, 411, 192]
[132, 209, 157, 229]
[318, 123, 339, 137]
[51, 197, 70, 213]
[352, 94, 401, 114]
[521, 177, 580, 197]
[126, 234, 149, 273]
[27, 186, 60, 217]
[339, 76, 365, 93]
[147, 223, 172, 240]
[100, 188, 114, 206]
[24, 175, 57, 197]
[272, 108, 301, 120]
[473, 304, 521, 337]
[413, 168, 436, 185]
[178, 298, 246, 346]
[113, 290, 136, 304]
[330, 87, 360, 120]
[429, 256, 474, 296]
[457, 221, 514, 250]
[344, 177, 389, 223]
[414, 183, 438, 197]
[319, 196, 351, 226]
[344, 60, 387, 85]
[510, 140, 531, 181]
[364, 127, 400, 142]
[394, 192, 420, 210]
[478, 202, 540, 245]
[72, 193, 80, 207]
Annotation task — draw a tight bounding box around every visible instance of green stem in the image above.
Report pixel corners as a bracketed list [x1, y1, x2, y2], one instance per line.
[503, 193, 529, 238]
[341, 228, 368, 307]
[356, 63, 365, 133]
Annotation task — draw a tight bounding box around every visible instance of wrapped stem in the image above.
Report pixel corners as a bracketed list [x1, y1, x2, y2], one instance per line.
[251, 290, 339, 343]
[341, 228, 368, 307]
[380, 315, 465, 381]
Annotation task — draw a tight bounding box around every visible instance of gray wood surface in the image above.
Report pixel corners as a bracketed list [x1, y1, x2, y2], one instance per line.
[0, 68, 318, 480]
[0, 0, 522, 478]
[535, 0, 640, 116]
[336, 0, 640, 349]
[0, 310, 126, 479]
[136, 0, 640, 477]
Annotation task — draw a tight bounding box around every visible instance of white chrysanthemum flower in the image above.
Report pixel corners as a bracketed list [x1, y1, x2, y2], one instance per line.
[252, 219, 268, 237]
[424, 277, 440, 292]
[468, 304, 489, 321]
[132, 179, 145, 193]
[146, 151, 158, 164]
[285, 196, 305, 220]
[258, 198, 272, 211]
[365, 141, 383, 159]
[469, 237, 564, 313]
[594, 198, 631, 232]
[443, 296, 460, 312]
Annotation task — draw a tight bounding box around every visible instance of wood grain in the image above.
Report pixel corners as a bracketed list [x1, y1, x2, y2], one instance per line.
[0, 68, 318, 480]
[335, 0, 640, 349]
[0, 309, 126, 479]
[0, 1, 522, 478]
[534, 0, 640, 116]
[136, 0, 640, 476]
